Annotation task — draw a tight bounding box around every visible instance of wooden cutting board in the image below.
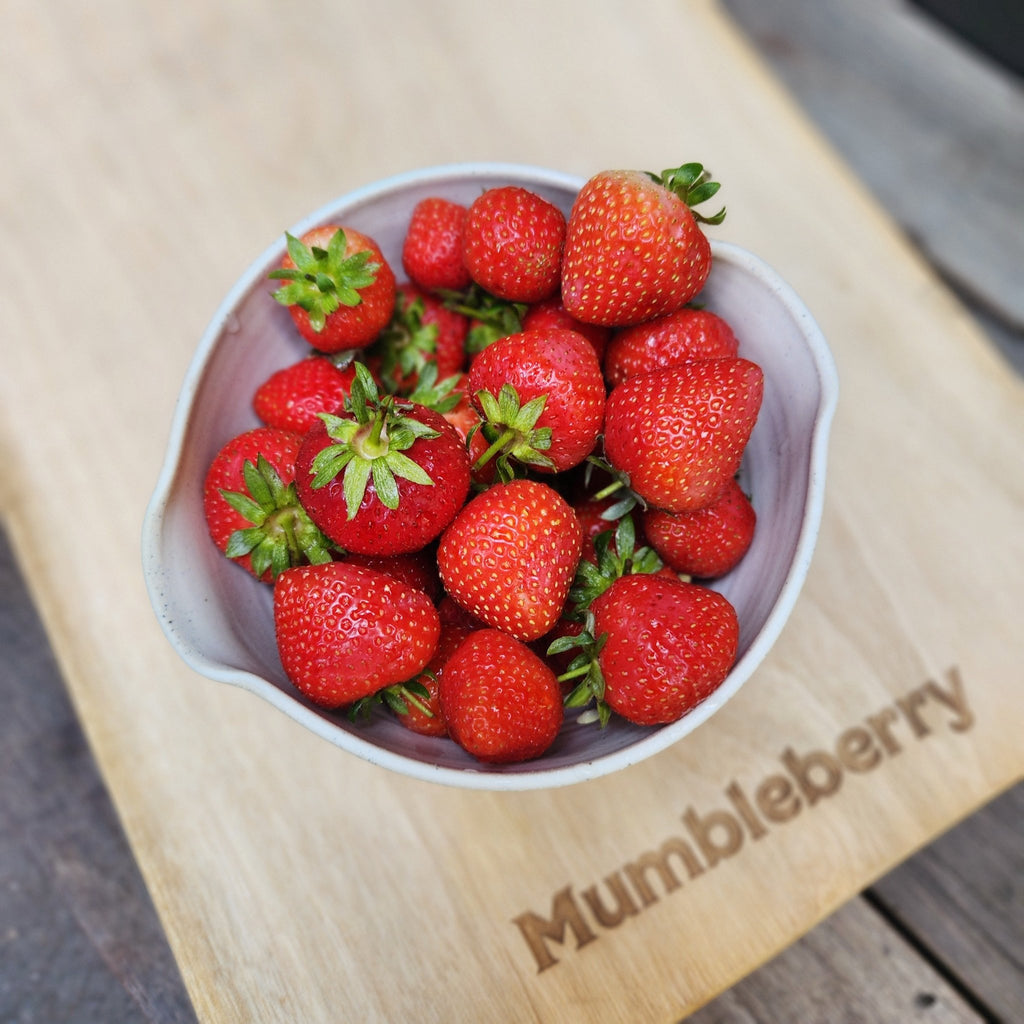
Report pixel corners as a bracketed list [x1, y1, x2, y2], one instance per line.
[2, 1, 1021, 1020]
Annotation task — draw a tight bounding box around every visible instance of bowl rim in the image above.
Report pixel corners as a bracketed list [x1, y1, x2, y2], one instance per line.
[142, 162, 839, 791]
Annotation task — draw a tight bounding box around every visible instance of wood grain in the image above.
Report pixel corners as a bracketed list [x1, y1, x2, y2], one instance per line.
[1, 1, 1022, 1020]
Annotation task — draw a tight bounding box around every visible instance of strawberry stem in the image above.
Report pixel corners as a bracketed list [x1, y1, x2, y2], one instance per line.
[592, 478, 625, 502]
[472, 428, 516, 471]
[472, 384, 555, 479]
[548, 619, 612, 728]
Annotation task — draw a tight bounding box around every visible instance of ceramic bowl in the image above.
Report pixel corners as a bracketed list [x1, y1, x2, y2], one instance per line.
[142, 162, 838, 791]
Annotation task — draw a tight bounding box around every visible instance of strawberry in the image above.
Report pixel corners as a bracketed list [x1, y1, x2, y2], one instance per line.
[273, 561, 440, 709]
[269, 225, 396, 351]
[370, 283, 468, 394]
[337, 549, 442, 601]
[392, 622, 474, 737]
[522, 296, 611, 362]
[557, 574, 739, 726]
[437, 479, 583, 643]
[603, 306, 740, 387]
[437, 594, 489, 632]
[602, 357, 763, 513]
[252, 356, 358, 434]
[439, 629, 563, 763]
[643, 477, 756, 579]
[560, 163, 725, 326]
[202, 426, 332, 581]
[462, 186, 566, 304]
[401, 196, 471, 293]
[438, 377, 496, 485]
[466, 327, 605, 476]
[295, 363, 471, 556]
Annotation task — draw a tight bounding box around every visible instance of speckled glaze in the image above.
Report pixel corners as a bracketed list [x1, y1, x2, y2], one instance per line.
[141, 163, 838, 791]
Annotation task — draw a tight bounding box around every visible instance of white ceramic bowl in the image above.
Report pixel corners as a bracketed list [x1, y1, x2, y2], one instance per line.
[142, 162, 838, 791]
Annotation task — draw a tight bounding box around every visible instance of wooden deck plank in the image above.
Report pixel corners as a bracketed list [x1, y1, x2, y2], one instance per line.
[720, 0, 1024, 331]
[869, 785, 1024, 1023]
[0, 525, 198, 1024]
[684, 896, 987, 1023]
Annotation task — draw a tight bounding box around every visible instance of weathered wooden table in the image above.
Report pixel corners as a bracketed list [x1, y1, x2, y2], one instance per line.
[2, 1, 1021, 1021]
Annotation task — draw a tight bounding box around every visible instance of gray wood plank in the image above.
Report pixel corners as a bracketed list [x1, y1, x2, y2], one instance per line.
[869, 785, 1024, 1023]
[721, 0, 1024, 331]
[0, 525, 197, 1024]
[683, 896, 986, 1023]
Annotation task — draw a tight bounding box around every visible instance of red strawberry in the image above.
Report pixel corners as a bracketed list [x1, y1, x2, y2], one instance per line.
[466, 327, 605, 475]
[371, 283, 468, 394]
[557, 573, 739, 727]
[643, 477, 756, 579]
[439, 629, 563, 763]
[437, 594, 489, 632]
[202, 426, 332, 581]
[561, 163, 724, 326]
[439, 377, 496, 485]
[338, 549, 442, 601]
[462, 186, 566, 304]
[269, 225, 396, 351]
[603, 306, 740, 387]
[273, 561, 440, 709]
[590, 574, 739, 725]
[393, 622, 475, 737]
[522, 296, 611, 362]
[295, 364, 471, 556]
[602, 357, 763, 513]
[252, 356, 358, 434]
[401, 196, 471, 293]
[437, 479, 583, 643]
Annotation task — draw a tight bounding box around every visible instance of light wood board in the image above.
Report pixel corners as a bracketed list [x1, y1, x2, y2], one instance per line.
[1, 1, 1021, 1020]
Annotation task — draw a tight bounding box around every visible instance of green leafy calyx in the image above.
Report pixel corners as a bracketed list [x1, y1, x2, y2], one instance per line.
[309, 362, 439, 518]
[347, 677, 435, 723]
[472, 383, 555, 481]
[651, 162, 726, 226]
[372, 292, 440, 394]
[548, 617, 611, 728]
[403, 362, 463, 415]
[269, 228, 380, 332]
[220, 455, 335, 579]
[568, 513, 664, 615]
[439, 283, 526, 354]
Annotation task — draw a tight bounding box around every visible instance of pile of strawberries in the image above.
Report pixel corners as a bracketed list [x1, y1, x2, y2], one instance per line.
[202, 163, 764, 765]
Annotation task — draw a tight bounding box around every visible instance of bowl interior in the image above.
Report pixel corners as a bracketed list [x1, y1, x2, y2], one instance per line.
[142, 163, 838, 790]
